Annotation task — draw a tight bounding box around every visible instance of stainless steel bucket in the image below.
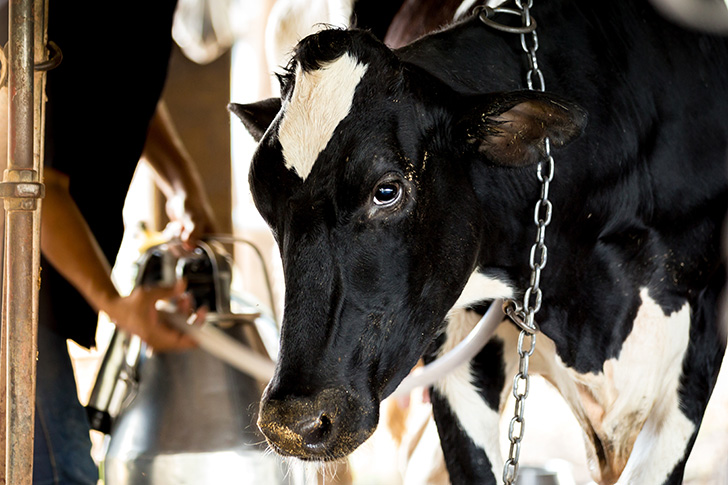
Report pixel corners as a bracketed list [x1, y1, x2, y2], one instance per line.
[516, 466, 562, 485]
[102, 323, 293, 485]
[93, 239, 298, 484]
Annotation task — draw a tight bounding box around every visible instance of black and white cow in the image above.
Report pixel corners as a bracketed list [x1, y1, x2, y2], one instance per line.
[230, 1, 728, 483]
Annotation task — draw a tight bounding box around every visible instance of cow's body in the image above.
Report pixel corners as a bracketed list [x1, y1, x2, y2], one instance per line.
[231, 1, 728, 483]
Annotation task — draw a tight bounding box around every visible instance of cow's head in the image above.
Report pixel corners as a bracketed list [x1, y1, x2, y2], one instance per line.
[230, 28, 585, 461]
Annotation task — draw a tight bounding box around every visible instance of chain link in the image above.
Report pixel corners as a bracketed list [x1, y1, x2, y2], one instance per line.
[479, 1, 554, 483]
[502, 330, 536, 484]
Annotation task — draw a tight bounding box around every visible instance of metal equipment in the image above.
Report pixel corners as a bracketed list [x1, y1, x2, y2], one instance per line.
[88, 239, 297, 485]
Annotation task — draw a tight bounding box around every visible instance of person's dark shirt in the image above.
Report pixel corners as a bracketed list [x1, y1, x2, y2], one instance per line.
[41, 1, 178, 348]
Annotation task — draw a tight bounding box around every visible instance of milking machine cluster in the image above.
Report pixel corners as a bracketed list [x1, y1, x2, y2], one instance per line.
[85, 237, 297, 485]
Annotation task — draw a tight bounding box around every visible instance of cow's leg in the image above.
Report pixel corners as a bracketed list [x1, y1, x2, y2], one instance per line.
[619, 273, 726, 485]
[429, 309, 509, 484]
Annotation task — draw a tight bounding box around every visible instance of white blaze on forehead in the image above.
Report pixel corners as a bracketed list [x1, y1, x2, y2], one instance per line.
[277, 53, 368, 180]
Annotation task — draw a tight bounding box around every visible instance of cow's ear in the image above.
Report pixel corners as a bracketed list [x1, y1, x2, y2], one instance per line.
[228, 97, 282, 142]
[456, 91, 586, 167]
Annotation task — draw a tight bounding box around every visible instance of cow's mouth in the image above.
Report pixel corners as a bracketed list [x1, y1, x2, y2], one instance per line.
[257, 387, 379, 461]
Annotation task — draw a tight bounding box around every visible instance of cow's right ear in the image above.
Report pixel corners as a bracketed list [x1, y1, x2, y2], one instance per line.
[454, 91, 586, 167]
[228, 97, 282, 142]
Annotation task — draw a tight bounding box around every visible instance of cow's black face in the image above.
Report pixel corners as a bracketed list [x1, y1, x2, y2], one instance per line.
[230, 28, 585, 461]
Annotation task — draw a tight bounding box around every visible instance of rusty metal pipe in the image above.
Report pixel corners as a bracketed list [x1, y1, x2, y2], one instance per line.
[8, 0, 34, 170]
[1, 0, 47, 483]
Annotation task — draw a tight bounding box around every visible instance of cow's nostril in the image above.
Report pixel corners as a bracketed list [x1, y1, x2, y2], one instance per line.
[258, 387, 377, 460]
[297, 412, 333, 448]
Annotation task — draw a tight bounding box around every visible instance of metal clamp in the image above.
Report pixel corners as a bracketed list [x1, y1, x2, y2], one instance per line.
[0, 181, 45, 199]
[34, 40, 63, 72]
[0, 170, 45, 211]
[503, 299, 539, 334]
[0, 40, 62, 88]
[474, 5, 537, 34]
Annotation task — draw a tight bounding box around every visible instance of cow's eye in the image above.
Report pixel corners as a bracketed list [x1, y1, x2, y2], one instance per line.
[373, 182, 401, 206]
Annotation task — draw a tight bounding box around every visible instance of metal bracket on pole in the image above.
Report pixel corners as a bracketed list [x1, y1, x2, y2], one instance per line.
[0, 170, 44, 210]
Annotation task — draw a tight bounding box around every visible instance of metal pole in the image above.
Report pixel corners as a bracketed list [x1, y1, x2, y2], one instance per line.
[1, 0, 47, 482]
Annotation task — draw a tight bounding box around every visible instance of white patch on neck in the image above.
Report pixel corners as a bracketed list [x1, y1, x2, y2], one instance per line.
[277, 54, 368, 180]
[451, 270, 514, 312]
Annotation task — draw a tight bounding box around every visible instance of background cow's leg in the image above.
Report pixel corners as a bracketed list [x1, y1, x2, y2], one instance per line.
[429, 309, 509, 484]
[430, 386, 502, 484]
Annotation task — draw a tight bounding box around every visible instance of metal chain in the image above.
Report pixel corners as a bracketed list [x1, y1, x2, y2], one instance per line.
[508, 0, 552, 331]
[502, 330, 536, 484]
[477, 0, 554, 483]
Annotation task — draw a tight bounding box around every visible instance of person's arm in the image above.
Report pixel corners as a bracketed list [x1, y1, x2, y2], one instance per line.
[142, 100, 217, 247]
[40, 167, 196, 351]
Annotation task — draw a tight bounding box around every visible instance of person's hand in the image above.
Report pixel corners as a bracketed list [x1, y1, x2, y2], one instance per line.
[105, 279, 199, 352]
[164, 192, 217, 250]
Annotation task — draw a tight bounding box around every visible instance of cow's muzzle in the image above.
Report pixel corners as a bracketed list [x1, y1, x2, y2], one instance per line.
[257, 387, 377, 460]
